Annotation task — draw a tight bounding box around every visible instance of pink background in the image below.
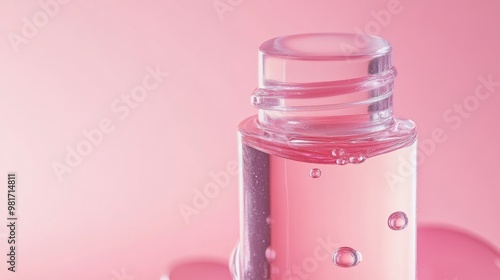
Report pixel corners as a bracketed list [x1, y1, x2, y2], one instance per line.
[0, 0, 499, 279]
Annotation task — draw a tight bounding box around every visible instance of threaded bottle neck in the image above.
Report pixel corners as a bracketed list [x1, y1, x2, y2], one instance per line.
[252, 33, 396, 136]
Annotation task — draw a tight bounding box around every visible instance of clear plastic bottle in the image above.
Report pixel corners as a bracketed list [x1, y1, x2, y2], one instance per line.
[232, 33, 417, 280]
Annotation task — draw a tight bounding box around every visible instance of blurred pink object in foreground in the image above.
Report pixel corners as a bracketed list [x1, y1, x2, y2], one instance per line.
[166, 260, 231, 280]
[418, 226, 500, 280]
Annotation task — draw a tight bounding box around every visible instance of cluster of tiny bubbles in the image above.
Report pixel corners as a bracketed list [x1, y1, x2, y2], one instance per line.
[388, 211, 408, 231]
[331, 148, 350, 165]
[332, 148, 367, 165]
[309, 168, 321, 178]
[265, 247, 276, 262]
[332, 247, 362, 268]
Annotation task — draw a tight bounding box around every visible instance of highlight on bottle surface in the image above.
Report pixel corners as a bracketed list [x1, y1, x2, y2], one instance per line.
[231, 33, 417, 280]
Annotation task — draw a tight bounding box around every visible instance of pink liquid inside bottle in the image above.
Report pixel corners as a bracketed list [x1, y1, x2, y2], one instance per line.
[232, 33, 417, 280]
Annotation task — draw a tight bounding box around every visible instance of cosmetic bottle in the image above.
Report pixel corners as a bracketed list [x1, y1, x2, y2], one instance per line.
[232, 33, 417, 280]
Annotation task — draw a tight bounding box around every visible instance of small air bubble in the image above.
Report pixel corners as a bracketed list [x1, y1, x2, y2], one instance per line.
[332, 247, 362, 268]
[349, 154, 366, 164]
[309, 168, 321, 178]
[265, 247, 276, 261]
[331, 148, 345, 158]
[388, 211, 408, 231]
[335, 158, 348, 165]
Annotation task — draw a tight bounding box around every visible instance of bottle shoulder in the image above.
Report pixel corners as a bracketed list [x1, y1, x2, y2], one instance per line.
[238, 115, 417, 164]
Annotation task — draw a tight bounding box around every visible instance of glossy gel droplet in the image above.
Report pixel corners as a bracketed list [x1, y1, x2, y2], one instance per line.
[332, 247, 362, 268]
[388, 211, 408, 231]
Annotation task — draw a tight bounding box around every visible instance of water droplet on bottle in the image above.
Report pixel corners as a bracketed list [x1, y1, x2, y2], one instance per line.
[335, 158, 348, 165]
[388, 211, 408, 230]
[309, 168, 321, 178]
[266, 217, 272, 225]
[332, 247, 362, 268]
[265, 247, 276, 261]
[331, 148, 345, 157]
[349, 154, 366, 164]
